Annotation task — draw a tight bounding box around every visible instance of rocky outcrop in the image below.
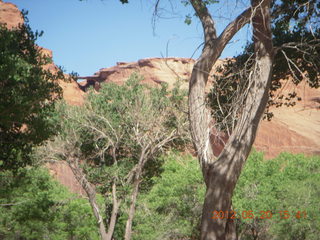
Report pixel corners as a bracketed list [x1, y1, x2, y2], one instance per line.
[0, 0, 85, 106]
[0, 0, 23, 29]
[77, 57, 230, 92]
[40, 48, 85, 105]
[78, 57, 196, 91]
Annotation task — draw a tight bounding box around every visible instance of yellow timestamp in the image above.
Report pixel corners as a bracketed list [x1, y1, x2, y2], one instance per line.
[211, 210, 307, 220]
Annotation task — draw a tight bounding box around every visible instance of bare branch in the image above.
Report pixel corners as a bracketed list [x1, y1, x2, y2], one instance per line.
[190, 0, 217, 43]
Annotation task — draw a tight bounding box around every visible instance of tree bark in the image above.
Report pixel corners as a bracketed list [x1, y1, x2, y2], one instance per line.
[124, 150, 147, 240]
[106, 183, 121, 240]
[189, 1, 253, 185]
[67, 157, 109, 240]
[124, 177, 141, 240]
[188, 0, 273, 239]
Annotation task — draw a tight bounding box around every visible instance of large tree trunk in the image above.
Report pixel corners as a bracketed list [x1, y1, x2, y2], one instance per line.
[188, 0, 252, 186]
[67, 157, 109, 240]
[188, 0, 273, 239]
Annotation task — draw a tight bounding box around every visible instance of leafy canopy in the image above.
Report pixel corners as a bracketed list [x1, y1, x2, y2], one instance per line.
[0, 13, 63, 171]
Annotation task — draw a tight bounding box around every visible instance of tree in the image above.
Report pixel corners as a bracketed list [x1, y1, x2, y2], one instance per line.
[41, 74, 189, 240]
[182, 1, 273, 239]
[209, 1, 320, 124]
[0, 13, 63, 171]
[233, 152, 320, 240]
[132, 150, 320, 240]
[133, 151, 320, 240]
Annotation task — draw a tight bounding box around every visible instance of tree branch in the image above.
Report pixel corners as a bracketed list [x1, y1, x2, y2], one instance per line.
[190, 0, 217, 43]
[217, 6, 252, 49]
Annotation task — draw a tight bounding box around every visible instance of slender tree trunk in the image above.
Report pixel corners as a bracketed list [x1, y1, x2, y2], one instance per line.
[189, 1, 273, 239]
[67, 157, 109, 240]
[106, 183, 121, 240]
[124, 177, 141, 240]
[124, 149, 147, 240]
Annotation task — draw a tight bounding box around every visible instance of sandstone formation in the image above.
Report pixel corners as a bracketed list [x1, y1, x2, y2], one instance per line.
[257, 80, 320, 158]
[77, 58, 196, 91]
[0, 0, 23, 29]
[77, 57, 229, 93]
[40, 47, 85, 106]
[0, 0, 85, 106]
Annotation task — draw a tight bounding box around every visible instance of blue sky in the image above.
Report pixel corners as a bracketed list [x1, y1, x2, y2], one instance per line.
[10, 0, 251, 76]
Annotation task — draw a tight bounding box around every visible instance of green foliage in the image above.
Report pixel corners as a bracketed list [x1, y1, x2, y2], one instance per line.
[78, 73, 188, 164]
[68, 73, 188, 179]
[0, 167, 99, 240]
[129, 151, 320, 240]
[133, 152, 205, 240]
[0, 13, 63, 171]
[184, 14, 192, 25]
[233, 151, 320, 240]
[85, 75, 188, 233]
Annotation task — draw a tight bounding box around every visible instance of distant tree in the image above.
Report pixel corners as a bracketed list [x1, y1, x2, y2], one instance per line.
[0, 13, 63, 171]
[40, 74, 189, 240]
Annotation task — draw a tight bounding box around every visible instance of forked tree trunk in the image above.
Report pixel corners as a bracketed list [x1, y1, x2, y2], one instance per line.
[67, 157, 109, 240]
[188, 0, 273, 239]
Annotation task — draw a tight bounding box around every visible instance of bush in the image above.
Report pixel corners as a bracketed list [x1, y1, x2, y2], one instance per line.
[133, 152, 205, 240]
[0, 167, 99, 240]
[233, 151, 320, 240]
